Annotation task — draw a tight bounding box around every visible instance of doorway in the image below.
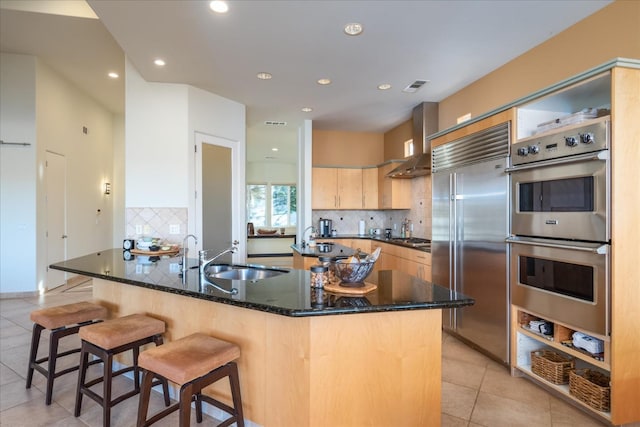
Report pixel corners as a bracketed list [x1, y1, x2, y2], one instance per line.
[45, 151, 67, 289]
[194, 132, 244, 262]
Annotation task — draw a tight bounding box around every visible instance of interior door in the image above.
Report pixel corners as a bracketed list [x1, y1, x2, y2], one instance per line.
[194, 132, 242, 263]
[46, 151, 67, 289]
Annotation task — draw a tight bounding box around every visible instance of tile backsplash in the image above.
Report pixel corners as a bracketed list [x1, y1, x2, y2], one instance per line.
[125, 207, 188, 244]
[313, 175, 432, 239]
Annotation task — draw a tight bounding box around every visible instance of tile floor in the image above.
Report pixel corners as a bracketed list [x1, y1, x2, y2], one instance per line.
[0, 281, 612, 427]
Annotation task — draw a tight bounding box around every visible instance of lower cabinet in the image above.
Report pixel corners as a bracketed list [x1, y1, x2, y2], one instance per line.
[370, 241, 431, 281]
[511, 306, 612, 424]
[297, 238, 431, 280]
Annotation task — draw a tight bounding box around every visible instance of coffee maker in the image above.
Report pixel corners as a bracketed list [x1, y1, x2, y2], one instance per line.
[318, 218, 332, 237]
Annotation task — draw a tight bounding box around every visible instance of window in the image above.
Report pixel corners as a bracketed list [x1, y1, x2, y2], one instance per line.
[247, 183, 297, 227]
[404, 139, 414, 157]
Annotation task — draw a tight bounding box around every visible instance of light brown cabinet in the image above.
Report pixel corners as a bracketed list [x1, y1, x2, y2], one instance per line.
[312, 167, 378, 210]
[312, 167, 363, 209]
[377, 162, 411, 209]
[362, 168, 378, 209]
[369, 240, 431, 280]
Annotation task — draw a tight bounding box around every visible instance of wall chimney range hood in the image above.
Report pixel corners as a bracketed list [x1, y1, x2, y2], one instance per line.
[387, 102, 439, 179]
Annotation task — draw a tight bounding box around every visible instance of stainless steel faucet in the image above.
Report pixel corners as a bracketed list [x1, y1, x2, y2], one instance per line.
[181, 234, 198, 275]
[199, 241, 239, 275]
[301, 225, 315, 247]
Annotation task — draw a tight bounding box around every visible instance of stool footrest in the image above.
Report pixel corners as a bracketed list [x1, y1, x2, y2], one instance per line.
[34, 347, 81, 366]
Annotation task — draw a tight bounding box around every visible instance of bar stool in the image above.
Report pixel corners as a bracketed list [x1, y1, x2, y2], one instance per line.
[75, 313, 170, 427]
[27, 301, 107, 405]
[137, 332, 244, 427]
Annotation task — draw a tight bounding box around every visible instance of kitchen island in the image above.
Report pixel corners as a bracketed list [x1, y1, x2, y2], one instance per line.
[51, 249, 473, 427]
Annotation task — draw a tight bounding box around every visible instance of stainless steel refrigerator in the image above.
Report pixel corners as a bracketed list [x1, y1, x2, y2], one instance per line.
[431, 122, 510, 364]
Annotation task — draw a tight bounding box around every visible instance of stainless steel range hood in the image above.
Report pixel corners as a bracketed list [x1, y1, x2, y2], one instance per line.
[387, 102, 438, 179]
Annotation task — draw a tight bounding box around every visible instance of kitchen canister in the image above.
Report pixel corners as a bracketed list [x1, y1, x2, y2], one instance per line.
[310, 264, 329, 288]
[358, 219, 366, 235]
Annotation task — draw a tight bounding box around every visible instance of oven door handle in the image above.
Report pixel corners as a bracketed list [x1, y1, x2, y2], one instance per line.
[506, 236, 608, 255]
[506, 150, 608, 173]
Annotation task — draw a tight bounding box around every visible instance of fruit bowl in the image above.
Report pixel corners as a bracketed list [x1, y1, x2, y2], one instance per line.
[257, 229, 278, 235]
[333, 259, 375, 287]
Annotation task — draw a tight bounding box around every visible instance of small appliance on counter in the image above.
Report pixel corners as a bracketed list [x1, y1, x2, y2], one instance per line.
[319, 218, 332, 237]
[358, 219, 366, 236]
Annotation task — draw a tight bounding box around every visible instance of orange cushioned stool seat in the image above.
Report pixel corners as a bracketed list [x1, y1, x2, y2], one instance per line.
[137, 332, 244, 427]
[26, 301, 107, 405]
[75, 314, 170, 427]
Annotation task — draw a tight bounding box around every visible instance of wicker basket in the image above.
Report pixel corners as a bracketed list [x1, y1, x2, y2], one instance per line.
[530, 350, 575, 384]
[569, 369, 611, 412]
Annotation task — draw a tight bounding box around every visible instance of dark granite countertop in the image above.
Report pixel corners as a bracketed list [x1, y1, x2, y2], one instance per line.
[291, 242, 360, 258]
[317, 234, 431, 253]
[50, 249, 473, 317]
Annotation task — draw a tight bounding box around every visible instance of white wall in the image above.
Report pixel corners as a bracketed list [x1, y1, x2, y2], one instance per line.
[246, 162, 296, 183]
[36, 61, 115, 261]
[112, 114, 125, 248]
[124, 60, 246, 251]
[0, 53, 37, 293]
[124, 59, 189, 207]
[0, 54, 115, 294]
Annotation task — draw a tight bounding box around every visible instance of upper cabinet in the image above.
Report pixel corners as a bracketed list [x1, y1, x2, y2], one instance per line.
[378, 162, 411, 210]
[312, 164, 402, 210]
[362, 168, 379, 209]
[312, 167, 364, 209]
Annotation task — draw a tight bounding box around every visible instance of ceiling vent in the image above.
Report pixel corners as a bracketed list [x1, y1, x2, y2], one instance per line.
[264, 121, 287, 126]
[402, 80, 429, 93]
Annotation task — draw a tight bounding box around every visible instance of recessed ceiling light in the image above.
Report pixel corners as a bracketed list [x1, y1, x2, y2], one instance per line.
[301, 107, 313, 113]
[209, 1, 229, 13]
[344, 23, 363, 36]
[257, 72, 272, 80]
[108, 72, 119, 79]
[272, 148, 279, 152]
[317, 78, 331, 85]
[377, 83, 392, 90]
[154, 58, 166, 67]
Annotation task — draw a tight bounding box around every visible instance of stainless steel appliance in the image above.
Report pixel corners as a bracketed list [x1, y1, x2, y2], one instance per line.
[507, 117, 611, 337]
[387, 102, 438, 178]
[318, 219, 332, 238]
[509, 118, 610, 242]
[507, 236, 609, 335]
[432, 122, 511, 364]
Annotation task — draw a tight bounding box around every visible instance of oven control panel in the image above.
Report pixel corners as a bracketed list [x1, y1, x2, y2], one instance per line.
[512, 118, 609, 166]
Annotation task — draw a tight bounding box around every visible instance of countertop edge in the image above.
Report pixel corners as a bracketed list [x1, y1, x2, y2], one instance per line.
[50, 262, 473, 317]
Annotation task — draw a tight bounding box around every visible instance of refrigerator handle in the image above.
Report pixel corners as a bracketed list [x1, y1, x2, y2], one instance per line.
[451, 172, 458, 328]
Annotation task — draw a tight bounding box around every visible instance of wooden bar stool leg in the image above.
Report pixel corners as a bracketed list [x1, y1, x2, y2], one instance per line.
[195, 392, 203, 423]
[179, 384, 194, 427]
[103, 351, 113, 427]
[45, 329, 61, 405]
[228, 362, 245, 427]
[137, 370, 154, 427]
[74, 344, 89, 417]
[26, 323, 44, 390]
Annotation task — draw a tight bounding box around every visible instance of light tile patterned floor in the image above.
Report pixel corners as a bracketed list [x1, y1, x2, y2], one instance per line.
[1, 281, 614, 426]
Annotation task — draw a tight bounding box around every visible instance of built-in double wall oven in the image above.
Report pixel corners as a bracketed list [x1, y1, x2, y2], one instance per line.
[507, 117, 610, 336]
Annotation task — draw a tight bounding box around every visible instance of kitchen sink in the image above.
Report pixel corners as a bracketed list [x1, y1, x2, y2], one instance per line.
[205, 264, 288, 281]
